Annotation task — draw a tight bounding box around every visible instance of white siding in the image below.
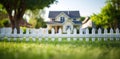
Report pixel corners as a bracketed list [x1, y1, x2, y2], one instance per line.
[63, 21, 73, 32]
[55, 12, 69, 22]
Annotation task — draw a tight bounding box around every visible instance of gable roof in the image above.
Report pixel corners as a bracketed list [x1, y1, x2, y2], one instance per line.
[48, 11, 80, 18]
[72, 21, 82, 24]
[46, 20, 82, 25]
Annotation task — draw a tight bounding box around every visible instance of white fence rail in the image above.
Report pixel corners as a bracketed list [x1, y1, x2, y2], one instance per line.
[0, 27, 120, 41]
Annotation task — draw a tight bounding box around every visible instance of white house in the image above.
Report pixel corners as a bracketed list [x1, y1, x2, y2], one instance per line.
[81, 16, 95, 29]
[46, 11, 81, 33]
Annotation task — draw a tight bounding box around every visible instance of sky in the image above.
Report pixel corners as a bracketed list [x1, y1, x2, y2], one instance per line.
[44, 0, 106, 21]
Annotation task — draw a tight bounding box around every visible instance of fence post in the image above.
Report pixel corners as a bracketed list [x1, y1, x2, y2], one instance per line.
[26, 28, 30, 41]
[85, 28, 89, 34]
[92, 28, 96, 42]
[19, 28, 23, 41]
[79, 28, 83, 41]
[110, 28, 113, 34]
[58, 28, 62, 42]
[115, 28, 119, 40]
[98, 28, 102, 34]
[115, 28, 119, 34]
[20, 29, 23, 34]
[45, 28, 48, 41]
[110, 28, 114, 40]
[51, 28, 55, 41]
[85, 28, 89, 42]
[92, 28, 95, 34]
[67, 29, 71, 41]
[19, 29, 23, 40]
[97, 28, 102, 41]
[13, 28, 17, 41]
[79, 28, 83, 34]
[73, 28, 77, 41]
[104, 28, 108, 41]
[38, 28, 42, 41]
[26, 28, 29, 34]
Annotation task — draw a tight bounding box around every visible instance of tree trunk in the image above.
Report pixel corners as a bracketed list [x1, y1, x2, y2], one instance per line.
[9, 15, 15, 33]
[9, 16, 20, 34]
[10, 19, 15, 33]
[15, 20, 20, 34]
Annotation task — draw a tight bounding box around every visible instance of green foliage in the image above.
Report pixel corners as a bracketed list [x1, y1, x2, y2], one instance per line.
[20, 27, 27, 34]
[26, 9, 47, 28]
[0, 0, 57, 11]
[0, 18, 10, 27]
[91, 3, 120, 28]
[29, 18, 37, 28]
[107, 0, 120, 10]
[0, 4, 7, 13]
[35, 17, 47, 28]
[0, 0, 57, 33]
[29, 16, 47, 28]
[80, 16, 85, 21]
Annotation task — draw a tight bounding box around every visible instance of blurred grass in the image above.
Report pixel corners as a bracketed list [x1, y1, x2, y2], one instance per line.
[0, 38, 120, 59]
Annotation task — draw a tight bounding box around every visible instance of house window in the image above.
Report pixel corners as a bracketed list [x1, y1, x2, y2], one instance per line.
[60, 17, 65, 22]
[66, 25, 71, 30]
[73, 19, 76, 21]
[52, 19, 55, 21]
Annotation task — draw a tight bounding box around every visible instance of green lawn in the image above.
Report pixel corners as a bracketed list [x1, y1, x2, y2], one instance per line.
[0, 38, 120, 59]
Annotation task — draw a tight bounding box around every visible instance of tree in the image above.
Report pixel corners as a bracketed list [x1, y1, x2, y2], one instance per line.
[0, 0, 57, 33]
[26, 9, 46, 28]
[107, 0, 120, 10]
[91, 2, 120, 29]
[35, 17, 47, 28]
[80, 16, 85, 21]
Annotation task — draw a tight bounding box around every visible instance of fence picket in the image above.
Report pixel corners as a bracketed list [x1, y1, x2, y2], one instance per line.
[51, 28, 55, 41]
[86, 38, 89, 42]
[51, 28, 55, 34]
[67, 38, 71, 41]
[58, 28, 62, 34]
[85, 28, 89, 34]
[26, 38, 29, 42]
[73, 38, 77, 41]
[110, 28, 114, 40]
[20, 29, 23, 34]
[79, 38, 83, 41]
[92, 28, 95, 34]
[115, 28, 119, 40]
[110, 28, 113, 34]
[116, 28, 119, 34]
[98, 28, 102, 34]
[79, 28, 83, 34]
[92, 38, 95, 42]
[14, 28, 17, 34]
[104, 28, 107, 34]
[32, 38, 36, 41]
[51, 38, 55, 41]
[58, 38, 62, 42]
[39, 38, 42, 41]
[0, 27, 120, 42]
[73, 28, 77, 34]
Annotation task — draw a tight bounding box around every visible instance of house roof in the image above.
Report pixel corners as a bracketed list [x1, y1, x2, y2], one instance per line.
[46, 21, 82, 25]
[72, 21, 82, 24]
[48, 11, 80, 18]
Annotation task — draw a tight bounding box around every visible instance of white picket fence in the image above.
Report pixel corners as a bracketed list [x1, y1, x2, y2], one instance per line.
[0, 27, 120, 42]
